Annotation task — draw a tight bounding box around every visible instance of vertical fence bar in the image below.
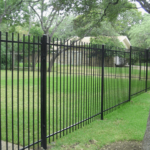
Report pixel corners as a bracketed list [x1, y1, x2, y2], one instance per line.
[17, 33, 20, 150]
[41, 35, 47, 149]
[84, 43, 85, 126]
[129, 46, 132, 101]
[4, 33, 8, 147]
[80, 43, 83, 127]
[75, 41, 77, 130]
[11, 33, 14, 150]
[69, 42, 71, 132]
[23, 35, 25, 148]
[28, 35, 30, 149]
[5, 32, 8, 150]
[63, 39, 65, 136]
[73, 43, 75, 130]
[78, 42, 80, 127]
[53, 38, 54, 141]
[146, 49, 148, 92]
[38, 36, 40, 149]
[0, 32, 1, 150]
[56, 38, 58, 139]
[60, 39, 62, 138]
[48, 37, 50, 142]
[101, 45, 104, 120]
[33, 36, 35, 149]
[92, 44, 94, 121]
[66, 40, 68, 133]
[88, 44, 90, 124]
[90, 44, 92, 122]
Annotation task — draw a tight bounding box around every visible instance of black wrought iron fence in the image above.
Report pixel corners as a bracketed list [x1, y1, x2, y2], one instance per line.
[0, 32, 150, 150]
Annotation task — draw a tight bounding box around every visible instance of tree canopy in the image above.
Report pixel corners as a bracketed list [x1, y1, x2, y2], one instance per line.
[136, 0, 150, 14]
[0, 0, 148, 70]
[73, 0, 134, 38]
[0, 0, 39, 27]
[90, 36, 126, 49]
[129, 14, 150, 49]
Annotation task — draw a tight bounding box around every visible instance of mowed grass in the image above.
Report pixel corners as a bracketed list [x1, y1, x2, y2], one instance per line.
[18, 62, 148, 78]
[47, 91, 150, 150]
[0, 65, 150, 149]
[1, 69, 103, 148]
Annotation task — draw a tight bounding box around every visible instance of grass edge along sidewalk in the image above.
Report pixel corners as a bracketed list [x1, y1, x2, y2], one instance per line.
[46, 91, 150, 150]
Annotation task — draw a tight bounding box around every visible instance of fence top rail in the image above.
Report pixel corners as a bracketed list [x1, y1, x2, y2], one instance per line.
[0, 32, 148, 53]
[47, 42, 130, 53]
[131, 49, 148, 52]
[104, 49, 129, 53]
[132, 46, 148, 51]
[0, 39, 41, 45]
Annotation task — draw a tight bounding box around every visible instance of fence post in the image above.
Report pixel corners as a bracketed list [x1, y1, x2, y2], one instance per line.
[41, 35, 47, 149]
[146, 49, 148, 92]
[129, 46, 132, 101]
[0, 31, 1, 150]
[101, 45, 104, 120]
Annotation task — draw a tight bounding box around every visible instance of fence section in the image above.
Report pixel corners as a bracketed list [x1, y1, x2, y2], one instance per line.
[148, 50, 150, 89]
[0, 32, 150, 150]
[131, 47, 148, 97]
[103, 48, 130, 114]
[45, 38, 102, 143]
[0, 32, 42, 150]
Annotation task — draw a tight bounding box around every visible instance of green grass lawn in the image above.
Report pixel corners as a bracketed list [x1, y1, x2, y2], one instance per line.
[18, 62, 148, 78]
[0, 66, 150, 149]
[47, 91, 150, 150]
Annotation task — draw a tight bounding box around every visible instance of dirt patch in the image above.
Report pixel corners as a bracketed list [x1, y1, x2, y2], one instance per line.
[100, 141, 142, 150]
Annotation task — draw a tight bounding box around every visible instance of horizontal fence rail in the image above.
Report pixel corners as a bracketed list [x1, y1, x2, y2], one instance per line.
[0, 32, 150, 150]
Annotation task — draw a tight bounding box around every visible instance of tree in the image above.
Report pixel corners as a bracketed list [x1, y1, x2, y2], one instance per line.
[30, 0, 70, 36]
[111, 5, 143, 37]
[29, 0, 99, 36]
[1, 0, 135, 72]
[73, 0, 133, 37]
[90, 36, 125, 49]
[136, 0, 150, 14]
[45, 0, 136, 72]
[0, 0, 39, 27]
[53, 15, 77, 39]
[86, 36, 126, 62]
[129, 14, 150, 49]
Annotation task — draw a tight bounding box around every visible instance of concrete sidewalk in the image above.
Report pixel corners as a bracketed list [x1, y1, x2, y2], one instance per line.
[1, 141, 23, 150]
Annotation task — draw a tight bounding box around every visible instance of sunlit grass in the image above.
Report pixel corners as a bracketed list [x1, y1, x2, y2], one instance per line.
[47, 91, 150, 150]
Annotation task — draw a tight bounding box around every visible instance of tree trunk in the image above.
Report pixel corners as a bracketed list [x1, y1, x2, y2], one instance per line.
[28, 4, 32, 35]
[48, 53, 58, 72]
[47, 40, 80, 72]
[32, 51, 38, 71]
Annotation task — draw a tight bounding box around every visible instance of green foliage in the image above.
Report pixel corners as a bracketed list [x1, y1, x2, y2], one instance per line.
[89, 36, 126, 58]
[73, 0, 133, 38]
[53, 15, 76, 39]
[0, 43, 11, 69]
[90, 36, 125, 49]
[129, 14, 150, 49]
[112, 5, 143, 37]
[29, 26, 43, 37]
[0, 0, 30, 26]
[102, 0, 133, 22]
